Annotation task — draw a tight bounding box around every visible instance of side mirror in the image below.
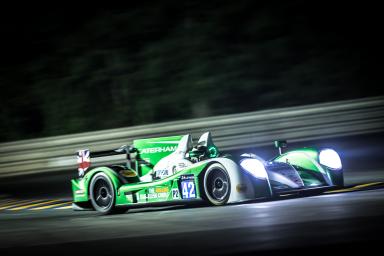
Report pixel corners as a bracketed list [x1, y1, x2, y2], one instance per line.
[274, 140, 287, 155]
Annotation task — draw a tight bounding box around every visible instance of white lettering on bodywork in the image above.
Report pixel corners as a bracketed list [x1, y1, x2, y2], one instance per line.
[141, 146, 177, 154]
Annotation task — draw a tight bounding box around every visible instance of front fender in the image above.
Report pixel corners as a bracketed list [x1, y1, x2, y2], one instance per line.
[273, 148, 338, 186]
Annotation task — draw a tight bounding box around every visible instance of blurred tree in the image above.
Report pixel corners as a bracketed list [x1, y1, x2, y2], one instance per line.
[0, 1, 382, 141]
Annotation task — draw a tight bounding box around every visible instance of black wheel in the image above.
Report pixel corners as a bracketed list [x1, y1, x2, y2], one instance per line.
[203, 163, 231, 206]
[90, 173, 127, 214]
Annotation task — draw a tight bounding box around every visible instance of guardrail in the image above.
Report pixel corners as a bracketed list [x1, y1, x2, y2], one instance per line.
[1, 96, 383, 178]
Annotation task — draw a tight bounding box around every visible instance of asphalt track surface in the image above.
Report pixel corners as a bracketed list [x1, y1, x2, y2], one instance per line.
[0, 183, 383, 256]
[0, 133, 384, 255]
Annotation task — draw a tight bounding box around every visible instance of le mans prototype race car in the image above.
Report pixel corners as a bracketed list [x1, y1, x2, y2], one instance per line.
[71, 132, 344, 214]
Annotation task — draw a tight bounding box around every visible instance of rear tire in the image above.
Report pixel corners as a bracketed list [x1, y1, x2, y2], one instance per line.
[90, 173, 127, 214]
[203, 163, 231, 206]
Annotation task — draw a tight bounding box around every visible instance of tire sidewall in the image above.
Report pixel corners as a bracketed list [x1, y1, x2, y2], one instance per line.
[90, 172, 116, 214]
[203, 163, 231, 206]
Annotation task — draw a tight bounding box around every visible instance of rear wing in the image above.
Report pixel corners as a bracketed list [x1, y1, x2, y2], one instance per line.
[76, 145, 135, 177]
[76, 134, 186, 177]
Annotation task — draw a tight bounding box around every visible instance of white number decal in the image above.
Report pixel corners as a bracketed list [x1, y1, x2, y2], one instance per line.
[172, 189, 179, 199]
[182, 182, 189, 198]
[188, 182, 195, 198]
[182, 181, 195, 199]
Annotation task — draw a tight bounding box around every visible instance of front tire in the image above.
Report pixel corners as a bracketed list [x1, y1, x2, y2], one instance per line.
[90, 172, 127, 214]
[203, 163, 231, 206]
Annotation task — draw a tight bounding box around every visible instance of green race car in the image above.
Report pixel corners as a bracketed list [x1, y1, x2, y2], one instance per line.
[71, 132, 343, 214]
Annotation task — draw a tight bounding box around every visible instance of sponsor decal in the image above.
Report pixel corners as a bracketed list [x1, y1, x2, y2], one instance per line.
[180, 174, 194, 180]
[75, 190, 85, 195]
[141, 146, 177, 154]
[155, 187, 169, 193]
[178, 163, 187, 169]
[140, 194, 158, 200]
[155, 169, 168, 178]
[139, 192, 168, 200]
[157, 192, 168, 198]
[140, 187, 170, 200]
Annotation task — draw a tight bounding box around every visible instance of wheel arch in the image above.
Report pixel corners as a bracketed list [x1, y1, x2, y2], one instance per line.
[198, 158, 256, 204]
[84, 167, 123, 202]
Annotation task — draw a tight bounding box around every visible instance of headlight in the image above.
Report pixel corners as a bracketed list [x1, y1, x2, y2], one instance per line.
[319, 149, 342, 170]
[240, 158, 268, 179]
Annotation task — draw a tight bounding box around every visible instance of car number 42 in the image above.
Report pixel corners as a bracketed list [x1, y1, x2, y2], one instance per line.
[181, 181, 196, 199]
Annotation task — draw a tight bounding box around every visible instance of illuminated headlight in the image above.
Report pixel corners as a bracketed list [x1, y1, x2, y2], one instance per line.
[240, 158, 268, 179]
[319, 149, 342, 170]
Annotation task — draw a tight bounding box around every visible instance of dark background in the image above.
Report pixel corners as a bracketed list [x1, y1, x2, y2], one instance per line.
[0, 1, 382, 142]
